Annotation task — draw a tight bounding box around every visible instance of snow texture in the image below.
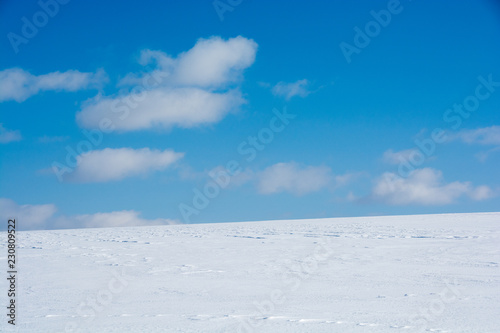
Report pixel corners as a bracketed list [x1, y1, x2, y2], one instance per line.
[1, 212, 499, 332]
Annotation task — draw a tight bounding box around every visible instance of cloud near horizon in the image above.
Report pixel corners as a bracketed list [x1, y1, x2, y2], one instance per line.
[0, 198, 178, 230]
[56, 210, 178, 229]
[0, 68, 107, 102]
[0, 198, 57, 229]
[66, 147, 184, 183]
[371, 168, 494, 205]
[77, 36, 258, 131]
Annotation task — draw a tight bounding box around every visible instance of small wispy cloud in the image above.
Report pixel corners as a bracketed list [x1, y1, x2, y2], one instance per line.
[257, 162, 332, 195]
[382, 148, 418, 165]
[451, 126, 500, 145]
[271, 79, 312, 100]
[334, 171, 366, 189]
[371, 168, 494, 205]
[0, 123, 21, 143]
[476, 147, 500, 162]
[448, 126, 500, 161]
[0, 68, 107, 102]
[208, 165, 254, 188]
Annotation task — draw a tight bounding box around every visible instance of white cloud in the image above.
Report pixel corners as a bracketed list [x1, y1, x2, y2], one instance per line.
[448, 126, 500, 161]
[57, 210, 178, 229]
[382, 148, 418, 165]
[272, 79, 311, 100]
[200, 163, 350, 195]
[0, 198, 57, 229]
[0, 198, 178, 230]
[453, 126, 500, 145]
[0, 68, 107, 102]
[128, 36, 257, 88]
[469, 185, 495, 201]
[77, 88, 244, 131]
[334, 171, 366, 189]
[170, 36, 257, 87]
[68, 148, 184, 183]
[0, 123, 21, 143]
[257, 162, 332, 195]
[371, 168, 494, 205]
[476, 146, 500, 162]
[78, 36, 257, 131]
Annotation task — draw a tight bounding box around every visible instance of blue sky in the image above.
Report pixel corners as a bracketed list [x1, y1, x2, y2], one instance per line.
[1, 0, 499, 230]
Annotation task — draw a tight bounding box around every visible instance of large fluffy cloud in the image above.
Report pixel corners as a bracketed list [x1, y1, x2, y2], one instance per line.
[371, 168, 494, 205]
[168, 36, 257, 87]
[67, 148, 184, 183]
[77, 36, 257, 131]
[76, 88, 244, 131]
[0, 198, 178, 230]
[0, 68, 107, 102]
[257, 162, 332, 195]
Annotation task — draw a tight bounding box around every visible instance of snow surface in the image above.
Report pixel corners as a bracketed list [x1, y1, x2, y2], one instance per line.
[1, 212, 499, 332]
